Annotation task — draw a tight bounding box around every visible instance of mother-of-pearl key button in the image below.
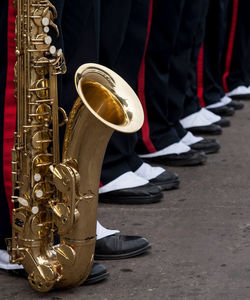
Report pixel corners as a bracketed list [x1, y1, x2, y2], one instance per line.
[32, 206, 39, 215]
[42, 17, 50, 26]
[34, 173, 42, 182]
[45, 36, 52, 45]
[18, 197, 29, 207]
[49, 46, 56, 55]
[36, 190, 43, 198]
[57, 49, 63, 57]
[44, 26, 49, 33]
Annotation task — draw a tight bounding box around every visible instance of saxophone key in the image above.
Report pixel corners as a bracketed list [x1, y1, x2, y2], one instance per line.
[33, 153, 53, 175]
[35, 189, 43, 199]
[31, 206, 39, 214]
[32, 130, 51, 151]
[34, 173, 42, 182]
[18, 197, 29, 207]
[36, 104, 51, 123]
[33, 181, 55, 200]
[41, 17, 49, 26]
[49, 45, 56, 55]
[43, 26, 49, 34]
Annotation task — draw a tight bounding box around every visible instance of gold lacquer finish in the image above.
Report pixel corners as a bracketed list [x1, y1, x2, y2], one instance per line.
[7, 0, 144, 292]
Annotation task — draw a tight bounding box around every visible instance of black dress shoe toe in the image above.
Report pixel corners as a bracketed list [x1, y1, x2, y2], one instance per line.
[149, 170, 180, 190]
[99, 183, 163, 204]
[95, 235, 151, 260]
[190, 138, 220, 154]
[208, 106, 235, 116]
[6, 269, 27, 278]
[230, 94, 250, 100]
[227, 100, 244, 110]
[6, 262, 109, 285]
[83, 262, 109, 285]
[188, 124, 222, 135]
[143, 149, 207, 166]
[214, 117, 230, 127]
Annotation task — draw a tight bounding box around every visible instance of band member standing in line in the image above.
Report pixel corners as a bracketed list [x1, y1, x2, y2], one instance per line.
[0, 0, 150, 283]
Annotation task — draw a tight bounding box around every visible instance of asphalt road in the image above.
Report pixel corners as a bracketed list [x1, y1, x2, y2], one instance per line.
[1, 102, 250, 300]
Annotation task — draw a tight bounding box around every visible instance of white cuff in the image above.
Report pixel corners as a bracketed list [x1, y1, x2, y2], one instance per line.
[139, 142, 190, 158]
[181, 131, 203, 146]
[135, 163, 165, 181]
[180, 110, 212, 128]
[96, 221, 120, 240]
[99, 171, 148, 194]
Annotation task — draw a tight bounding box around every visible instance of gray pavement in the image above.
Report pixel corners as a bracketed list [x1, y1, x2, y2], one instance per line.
[1, 102, 250, 300]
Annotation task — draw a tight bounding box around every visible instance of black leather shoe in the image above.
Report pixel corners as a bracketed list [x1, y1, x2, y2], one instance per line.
[190, 138, 220, 154]
[99, 183, 163, 204]
[149, 170, 180, 190]
[6, 269, 27, 278]
[214, 117, 230, 127]
[208, 105, 235, 116]
[83, 262, 109, 285]
[5, 261, 109, 285]
[95, 235, 151, 260]
[227, 100, 244, 110]
[229, 93, 250, 100]
[188, 124, 222, 135]
[143, 149, 207, 167]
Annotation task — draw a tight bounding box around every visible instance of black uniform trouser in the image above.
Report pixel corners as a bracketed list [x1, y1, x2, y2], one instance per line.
[99, 0, 150, 184]
[223, 0, 250, 90]
[52, 0, 100, 114]
[136, 0, 204, 155]
[167, 0, 205, 139]
[183, 0, 210, 118]
[0, 0, 100, 249]
[203, 0, 230, 106]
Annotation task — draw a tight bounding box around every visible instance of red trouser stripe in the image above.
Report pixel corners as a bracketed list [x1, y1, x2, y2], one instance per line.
[137, 0, 156, 153]
[197, 44, 205, 107]
[222, 0, 239, 93]
[3, 1, 17, 218]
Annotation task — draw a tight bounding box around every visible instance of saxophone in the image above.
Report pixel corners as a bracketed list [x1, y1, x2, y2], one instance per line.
[6, 0, 144, 292]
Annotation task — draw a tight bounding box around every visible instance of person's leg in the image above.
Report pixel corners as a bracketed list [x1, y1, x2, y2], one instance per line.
[136, 0, 185, 156]
[167, 0, 204, 125]
[203, 0, 231, 106]
[167, 0, 220, 154]
[181, 0, 231, 134]
[99, 0, 148, 183]
[61, 0, 153, 252]
[183, 0, 210, 117]
[98, 0, 167, 203]
[223, 0, 250, 98]
[61, 0, 100, 113]
[136, 0, 207, 165]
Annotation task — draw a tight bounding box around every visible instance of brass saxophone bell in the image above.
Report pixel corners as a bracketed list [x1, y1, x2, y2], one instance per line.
[74, 63, 144, 134]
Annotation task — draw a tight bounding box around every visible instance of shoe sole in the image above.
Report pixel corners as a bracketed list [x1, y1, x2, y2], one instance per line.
[144, 155, 207, 167]
[215, 120, 230, 128]
[188, 128, 222, 135]
[83, 272, 109, 285]
[4, 267, 109, 286]
[94, 244, 151, 260]
[208, 109, 235, 117]
[227, 104, 244, 110]
[99, 193, 162, 205]
[230, 94, 250, 101]
[190, 144, 220, 155]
